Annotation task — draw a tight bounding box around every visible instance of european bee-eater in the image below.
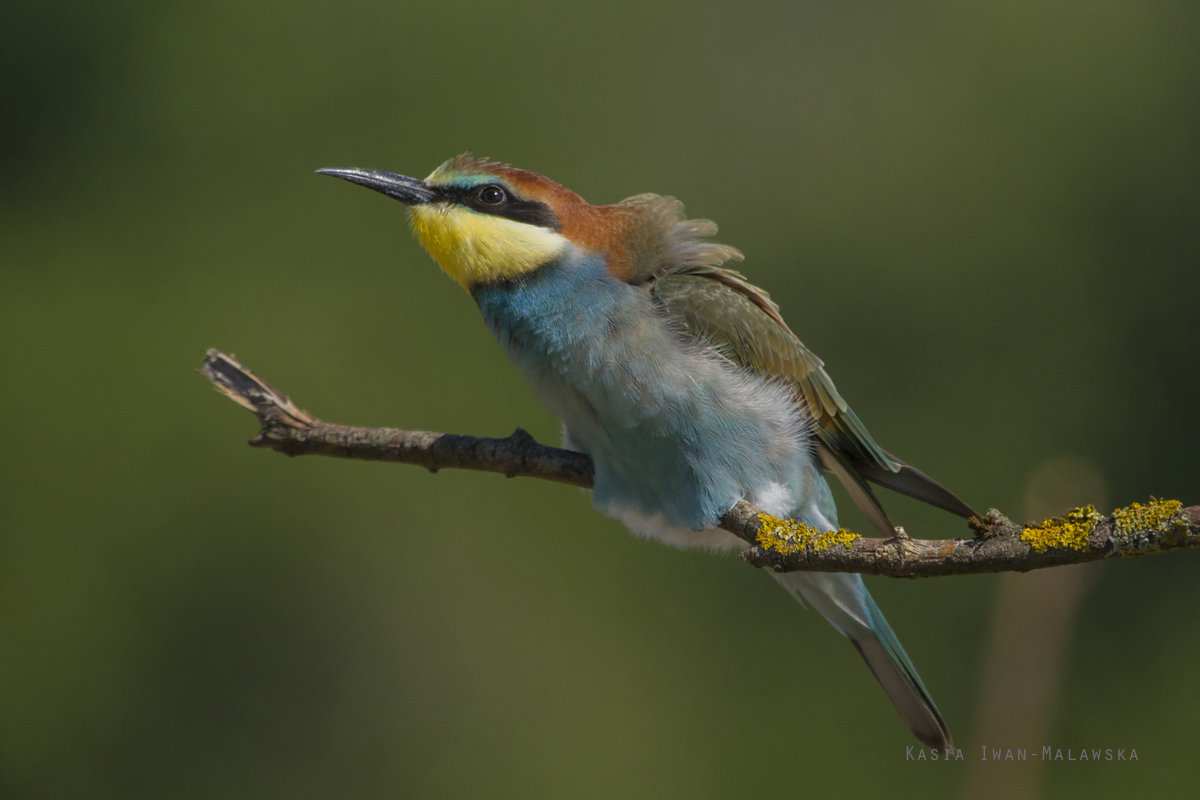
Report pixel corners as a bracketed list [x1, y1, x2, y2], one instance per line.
[319, 155, 976, 749]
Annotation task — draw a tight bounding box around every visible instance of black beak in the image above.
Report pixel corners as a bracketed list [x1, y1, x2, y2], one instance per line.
[316, 168, 438, 205]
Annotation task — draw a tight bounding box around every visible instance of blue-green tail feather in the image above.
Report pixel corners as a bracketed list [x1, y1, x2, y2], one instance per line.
[775, 571, 952, 749]
[856, 591, 952, 749]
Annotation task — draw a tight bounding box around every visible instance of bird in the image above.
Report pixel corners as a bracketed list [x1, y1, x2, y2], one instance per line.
[317, 154, 977, 749]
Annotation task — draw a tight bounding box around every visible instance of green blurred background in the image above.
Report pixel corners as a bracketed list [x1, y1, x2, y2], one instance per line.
[2, 1, 1198, 797]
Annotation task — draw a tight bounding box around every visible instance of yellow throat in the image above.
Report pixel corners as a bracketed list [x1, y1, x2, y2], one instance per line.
[408, 203, 568, 290]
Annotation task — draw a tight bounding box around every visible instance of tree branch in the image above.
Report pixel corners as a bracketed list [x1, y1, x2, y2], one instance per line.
[200, 349, 1200, 578]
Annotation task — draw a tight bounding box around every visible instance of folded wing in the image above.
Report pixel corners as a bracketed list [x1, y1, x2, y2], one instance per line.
[649, 267, 977, 534]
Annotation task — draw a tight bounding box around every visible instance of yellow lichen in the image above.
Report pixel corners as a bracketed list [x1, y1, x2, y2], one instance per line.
[1108, 497, 1189, 556]
[812, 529, 861, 552]
[1111, 498, 1183, 538]
[1020, 505, 1102, 554]
[755, 514, 860, 555]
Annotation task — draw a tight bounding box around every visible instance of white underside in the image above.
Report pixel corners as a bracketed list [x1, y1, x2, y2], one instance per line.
[559, 406, 826, 555]
[599, 477, 826, 554]
[561, 423, 795, 552]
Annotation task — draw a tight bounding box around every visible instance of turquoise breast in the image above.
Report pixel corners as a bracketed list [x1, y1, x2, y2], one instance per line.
[473, 252, 811, 531]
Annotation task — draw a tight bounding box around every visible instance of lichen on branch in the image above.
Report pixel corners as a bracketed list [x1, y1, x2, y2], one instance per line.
[756, 515, 860, 555]
[1021, 506, 1103, 553]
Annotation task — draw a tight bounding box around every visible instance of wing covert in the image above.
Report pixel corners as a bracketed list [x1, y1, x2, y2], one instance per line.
[650, 270, 897, 473]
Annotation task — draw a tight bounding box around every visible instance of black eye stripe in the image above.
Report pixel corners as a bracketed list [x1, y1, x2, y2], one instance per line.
[437, 183, 562, 231]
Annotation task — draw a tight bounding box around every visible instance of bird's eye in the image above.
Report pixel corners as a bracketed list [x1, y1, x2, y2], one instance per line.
[479, 185, 507, 205]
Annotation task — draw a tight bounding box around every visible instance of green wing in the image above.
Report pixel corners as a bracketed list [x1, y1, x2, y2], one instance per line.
[650, 268, 976, 533]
